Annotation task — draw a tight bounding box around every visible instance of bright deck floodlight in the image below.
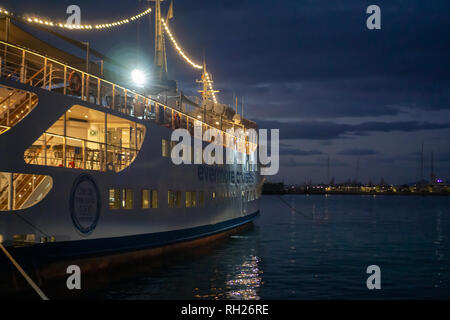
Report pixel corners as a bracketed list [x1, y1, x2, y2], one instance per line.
[131, 69, 146, 87]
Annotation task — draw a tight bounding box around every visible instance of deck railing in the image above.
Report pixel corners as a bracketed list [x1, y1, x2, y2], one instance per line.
[0, 40, 256, 153]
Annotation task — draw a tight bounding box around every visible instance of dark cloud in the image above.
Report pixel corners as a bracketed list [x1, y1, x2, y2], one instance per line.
[3, 0, 450, 183]
[280, 146, 324, 156]
[258, 120, 450, 140]
[282, 157, 348, 168]
[338, 148, 379, 156]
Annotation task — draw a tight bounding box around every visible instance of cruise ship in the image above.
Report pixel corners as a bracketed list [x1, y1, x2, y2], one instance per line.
[0, 5, 261, 287]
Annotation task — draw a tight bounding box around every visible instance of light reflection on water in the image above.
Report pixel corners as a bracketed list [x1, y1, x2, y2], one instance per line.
[225, 255, 262, 300]
[11, 195, 450, 300]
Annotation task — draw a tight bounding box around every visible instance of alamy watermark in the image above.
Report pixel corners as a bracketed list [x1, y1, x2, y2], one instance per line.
[170, 126, 279, 176]
[66, 5, 81, 27]
[366, 265, 381, 290]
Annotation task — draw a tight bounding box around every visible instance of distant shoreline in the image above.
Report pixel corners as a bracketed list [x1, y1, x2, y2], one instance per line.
[263, 191, 450, 196]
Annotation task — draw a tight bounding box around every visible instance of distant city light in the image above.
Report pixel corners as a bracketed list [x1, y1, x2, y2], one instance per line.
[436, 179, 443, 183]
[131, 69, 146, 87]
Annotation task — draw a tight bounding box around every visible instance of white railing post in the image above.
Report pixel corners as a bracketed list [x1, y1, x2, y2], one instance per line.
[6, 95, 10, 126]
[124, 89, 127, 114]
[8, 173, 13, 210]
[81, 73, 85, 100]
[42, 58, 47, 89]
[63, 65, 67, 95]
[48, 64, 53, 91]
[112, 85, 115, 109]
[20, 50, 25, 83]
[97, 78, 101, 104]
[86, 74, 90, 102]
[43, 133, 47, 166]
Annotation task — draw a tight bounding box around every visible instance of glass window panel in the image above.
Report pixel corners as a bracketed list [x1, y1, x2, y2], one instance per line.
[122, 189, 133, 209]
[109, 188, 120, 209]
[199, 191, 205, 207]
[168, 190, 174, 208]
[142, 189, 150, 209]
[175, 191, 181, 208]
[185, 191, 191, 208]
[191, 192, 197, 208]
[66, 105, 105, 143]
[151, 190, 158, 208]
[162, 139, 169, 157]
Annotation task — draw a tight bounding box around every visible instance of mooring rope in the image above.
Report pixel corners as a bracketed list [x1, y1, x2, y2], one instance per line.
[276, 195, 313, 219]
[11, 211, 51, 238]
[0, 242, 49, 300]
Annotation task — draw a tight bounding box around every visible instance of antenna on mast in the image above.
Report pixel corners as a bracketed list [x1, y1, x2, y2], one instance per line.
[148, 0, 168, 81]
[196, 59, 219, 105]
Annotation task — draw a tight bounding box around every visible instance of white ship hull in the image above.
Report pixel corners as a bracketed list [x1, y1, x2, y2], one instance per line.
[0, 77, 261, 278]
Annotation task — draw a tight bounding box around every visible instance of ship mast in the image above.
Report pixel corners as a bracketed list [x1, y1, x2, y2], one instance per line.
[148, 0, 167, 81]
[196, 60, 219, 105]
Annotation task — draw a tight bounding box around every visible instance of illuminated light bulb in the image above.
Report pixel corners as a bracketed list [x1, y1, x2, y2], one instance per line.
[131, 69, 146, 87]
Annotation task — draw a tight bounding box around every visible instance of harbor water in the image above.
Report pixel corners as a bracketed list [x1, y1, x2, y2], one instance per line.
[6, 195, 450, 299]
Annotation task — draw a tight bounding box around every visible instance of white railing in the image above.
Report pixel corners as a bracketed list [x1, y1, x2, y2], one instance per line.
[0, 40, 256, 153]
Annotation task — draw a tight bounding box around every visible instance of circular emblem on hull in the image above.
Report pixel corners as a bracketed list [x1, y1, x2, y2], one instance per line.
[70, 174, 101, 235]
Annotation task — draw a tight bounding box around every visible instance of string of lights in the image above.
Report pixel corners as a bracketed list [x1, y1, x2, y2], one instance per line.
[161, 19, 202, 70]
[0, 8, 10, 16]
[161, 19, 219, 103]
[0, 6, 151, 30]
[205, 72, 218, 104]
[0, 5, 220, 103]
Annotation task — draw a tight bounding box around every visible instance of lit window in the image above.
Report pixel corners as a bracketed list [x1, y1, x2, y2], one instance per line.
[191, 191, 197, 207]
[162, 139, 169, 157]
[212, 191, 216, 199]
[168, 190, 175, 208]
[175, 191, 182, 208]
[199, 191, 205, 207]
[142, 189, 150, 209]
[0, 172, 53, 211]
[122, 189, 134, 209]
[185, 191, 191, 208]
[24, 105, 145, 172]
[109, 188, 121, 209]
[151, 190, 158, 208]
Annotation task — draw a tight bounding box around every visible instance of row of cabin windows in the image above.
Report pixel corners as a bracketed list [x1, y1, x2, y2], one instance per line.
[109, 188, 158, 210]
[161, 139, 258, 171]
[109, 187, 259, 210]
[168, 190, 205, 208]
[213, 189, 260, 202]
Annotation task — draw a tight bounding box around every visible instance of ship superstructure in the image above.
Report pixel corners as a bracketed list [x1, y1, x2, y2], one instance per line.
[0, 4, 261, 285]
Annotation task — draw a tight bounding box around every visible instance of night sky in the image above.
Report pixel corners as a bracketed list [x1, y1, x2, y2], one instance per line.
[3, 0, 450, 184]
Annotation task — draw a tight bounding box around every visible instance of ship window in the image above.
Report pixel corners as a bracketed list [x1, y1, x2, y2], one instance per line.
[141, 189, 150, 209]
[175, 191, 182, 208]
[109, 188, 121, 209]
[0, 85, 39, 135]
[185, 191, 191, 208]
[199, 191, 205, 207]
[24, 105, 145, 172]
[191, 192, 197, 207]
[168, 190, 175, 208]
[13, 234, 36, 247]
[121, 189, 133, 209]
[185, 191, 197, 208]
[212, 191, 216, 200]
[162, 139, 169, 157]
[0, 172, 53, 211]
[151, 190, 158, 208]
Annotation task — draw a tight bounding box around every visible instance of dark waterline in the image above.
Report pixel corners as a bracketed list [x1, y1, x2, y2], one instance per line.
[6, 195, 450, 299]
